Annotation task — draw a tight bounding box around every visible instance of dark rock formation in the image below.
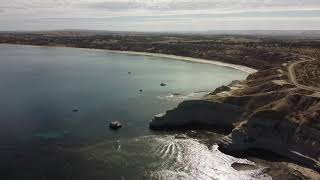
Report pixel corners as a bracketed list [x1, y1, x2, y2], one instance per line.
[160, 83, 167, 87]
[109, 121, 122, 130]
[150, 100, 244, 131]
[210, 85, 231, 95]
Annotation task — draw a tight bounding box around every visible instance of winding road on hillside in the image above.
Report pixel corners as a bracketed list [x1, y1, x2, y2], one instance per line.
[287, 57, 320, 93]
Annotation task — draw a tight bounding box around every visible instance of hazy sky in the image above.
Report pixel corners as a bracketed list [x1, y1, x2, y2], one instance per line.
[1, 0, 320, 31]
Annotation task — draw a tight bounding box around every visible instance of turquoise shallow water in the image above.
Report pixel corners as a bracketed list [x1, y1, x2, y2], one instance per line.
[0, 45, 270, 179]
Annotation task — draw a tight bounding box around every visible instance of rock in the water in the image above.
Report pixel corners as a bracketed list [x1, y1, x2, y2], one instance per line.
[128, 72, 132, 74]
[109, 121, 122, 130]
[72, 109, 79, 112]
[160, 83, 167, 87]
[139, 89, 143, 92]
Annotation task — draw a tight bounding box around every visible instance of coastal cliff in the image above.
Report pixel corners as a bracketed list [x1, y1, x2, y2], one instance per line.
[150, 100, 244, 131]
[150, 55, 320, 172]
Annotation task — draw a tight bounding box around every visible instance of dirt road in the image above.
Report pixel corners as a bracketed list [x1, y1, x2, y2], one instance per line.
[287, 57, 320, 93]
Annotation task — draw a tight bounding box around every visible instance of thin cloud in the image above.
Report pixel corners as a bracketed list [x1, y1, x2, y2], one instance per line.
[0, 0, 319, 31]
[84, 0, 320, 12]
[2, 0, 320, 12]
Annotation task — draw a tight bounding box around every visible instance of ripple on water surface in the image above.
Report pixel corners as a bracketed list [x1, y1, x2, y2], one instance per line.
[79, 135, 271, 180]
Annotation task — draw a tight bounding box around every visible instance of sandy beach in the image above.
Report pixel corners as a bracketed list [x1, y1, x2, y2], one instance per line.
[0, 44, 257, 74]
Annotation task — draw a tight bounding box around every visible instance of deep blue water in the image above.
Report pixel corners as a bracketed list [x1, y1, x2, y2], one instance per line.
[0, 44, 248, 143]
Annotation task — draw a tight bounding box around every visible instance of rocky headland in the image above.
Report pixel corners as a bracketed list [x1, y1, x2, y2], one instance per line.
[150, 54, 320, 174]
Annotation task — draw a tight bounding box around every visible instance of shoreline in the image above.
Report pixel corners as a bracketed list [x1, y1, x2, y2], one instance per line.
[1, 42, 319, 178]
[0, 43, 257, 74]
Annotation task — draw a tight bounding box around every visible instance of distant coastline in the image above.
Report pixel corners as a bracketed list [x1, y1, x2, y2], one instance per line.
[0, 43, 257, 74]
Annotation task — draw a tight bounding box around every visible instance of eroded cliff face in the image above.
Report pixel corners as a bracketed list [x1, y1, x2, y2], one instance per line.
[150, 59, 320, 172]
[219, 99, 320, 171]
[150, 100, 244, 131]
